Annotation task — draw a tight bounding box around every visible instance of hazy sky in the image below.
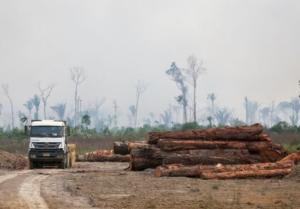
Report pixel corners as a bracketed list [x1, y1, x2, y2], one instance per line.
[0, 0, 299, 126]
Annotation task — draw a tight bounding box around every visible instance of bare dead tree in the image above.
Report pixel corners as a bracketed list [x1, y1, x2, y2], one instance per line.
[2, 84, 14, 128]
[166, 62, 188, 123]
[134, 81, 147, 127]
[184, 55, 206, 122]
[207, 93, 216, 116]
[113, 100, 118, 127]
[70, 67, 86, 128]
[38, 83, 55, 119]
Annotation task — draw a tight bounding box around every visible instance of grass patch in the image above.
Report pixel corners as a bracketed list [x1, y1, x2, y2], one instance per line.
[283, 140, 300, 153]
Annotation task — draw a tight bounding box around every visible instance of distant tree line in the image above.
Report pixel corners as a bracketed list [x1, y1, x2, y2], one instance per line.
[0, 60, 299, 134]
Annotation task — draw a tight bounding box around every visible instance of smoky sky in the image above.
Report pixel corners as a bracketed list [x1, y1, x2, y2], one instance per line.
[0, 0, 299, 126]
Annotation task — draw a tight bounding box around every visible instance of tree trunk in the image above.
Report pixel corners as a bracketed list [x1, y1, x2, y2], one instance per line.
[9, 100, 14, 128]
[113, 141, 148, 155]
[74, 84, 78, 128]
[113, 141, 129, 155]
[193, 81, 196, 123]
[84, 150, 130, 162]
[200, 168, 292, 179]
[148, 124, 264, 144]
[278, 152, 300, 163]
[128, 141, 149, 151]
[157, 139, 270, 151]
[130, 147, 267, 171]
[43, 101, 46, 119]
[155, 161, 293, 178]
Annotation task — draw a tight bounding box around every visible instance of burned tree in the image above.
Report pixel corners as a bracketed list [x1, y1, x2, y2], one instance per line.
[32, 95, 40, 120]
[51, 103, 66, 120]
[134, 81, 147, 127]
[38, 83, 55, 119]
[244, 97, 259, 124]
[113, 100, 118, 127]
[184, 55, 206, 122]
[70, 67, 86, 128]
[24, 99, 34, 122]
[166, 62, 188, 123]
[2, 84, 14, 128]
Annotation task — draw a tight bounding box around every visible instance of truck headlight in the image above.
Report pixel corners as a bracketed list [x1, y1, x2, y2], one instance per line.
[58, 143, 63, 149]
[30, 143, 35, 149]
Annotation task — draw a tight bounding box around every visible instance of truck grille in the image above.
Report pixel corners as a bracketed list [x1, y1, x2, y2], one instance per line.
[33, 142, 60, 149]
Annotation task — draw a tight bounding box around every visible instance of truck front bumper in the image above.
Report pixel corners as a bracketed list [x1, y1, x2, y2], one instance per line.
[29, 149, 65, 162]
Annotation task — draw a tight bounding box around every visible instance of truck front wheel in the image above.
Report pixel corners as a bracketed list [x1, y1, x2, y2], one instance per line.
[29, 160, 35, 169]
[59, 156, 68, 169]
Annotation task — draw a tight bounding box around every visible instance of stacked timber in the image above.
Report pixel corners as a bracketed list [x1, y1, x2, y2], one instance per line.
[155, 152, 300, 179]
[113, 141, 147, 155]
[77, 141, 147, 162]
[129, 124, 289, 176]
[78, 149, 130, 162]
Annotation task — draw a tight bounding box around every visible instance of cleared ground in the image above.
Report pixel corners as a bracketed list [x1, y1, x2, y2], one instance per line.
[0, 162, 299, 209]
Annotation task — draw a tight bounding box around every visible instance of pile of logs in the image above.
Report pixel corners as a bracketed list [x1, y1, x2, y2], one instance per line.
[128, 124, 297, 179]
[77, 141, 147, 162]
[113, 141, 148, 155]
[77, 149, 130, 162]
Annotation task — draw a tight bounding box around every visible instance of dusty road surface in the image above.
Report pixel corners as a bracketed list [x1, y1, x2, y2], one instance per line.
[0, 162, 299, 209]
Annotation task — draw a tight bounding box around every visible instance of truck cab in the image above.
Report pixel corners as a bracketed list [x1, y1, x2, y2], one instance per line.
[27, 120, 70, 169]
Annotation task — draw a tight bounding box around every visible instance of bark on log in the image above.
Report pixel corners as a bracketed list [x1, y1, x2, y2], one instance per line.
[85, 154, 130, 162]
[200, 168, 292, 179]
[279, 152, 300, 163]
[256, 143, 287, 162]
[128, 141, 149, 152]
[157, 139, 270, 151]
[82, 149, 130, 162]
[113, 141, 130, 155]
[148, 124, 264, 144]
[130, 146, 163, 171]
[130, 147, 266, 171]
[155, 161, 293, 178]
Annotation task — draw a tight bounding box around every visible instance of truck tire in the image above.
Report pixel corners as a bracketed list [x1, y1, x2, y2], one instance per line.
[59, 156, 68, 169]
[29, 160, 35, 169]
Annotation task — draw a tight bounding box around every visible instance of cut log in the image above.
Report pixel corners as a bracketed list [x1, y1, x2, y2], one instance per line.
[113, 141, 130, 155]
[148, 124, 264, 144]
[130, 147, 266, 171]
[128, 141, 149, 151]
[83, 149, 130, 162]
[200, 168, 292, 179]
[279, 152, 300, 163]
[157, 139, 271, 151]
[162, 149, 266, 165]
[86, 154, 130, 162]
[130, 146, 163, 171]
[256, 143, 287, 162]
[155, 161, 294, 178]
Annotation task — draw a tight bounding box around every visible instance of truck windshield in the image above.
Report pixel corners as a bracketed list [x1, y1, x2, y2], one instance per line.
[30, 126, 64, 137]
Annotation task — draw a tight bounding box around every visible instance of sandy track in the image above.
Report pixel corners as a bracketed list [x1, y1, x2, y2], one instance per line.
[0, 167, 98, 209]
[0, 170, 30, 184]
[19, 174, 49, 209]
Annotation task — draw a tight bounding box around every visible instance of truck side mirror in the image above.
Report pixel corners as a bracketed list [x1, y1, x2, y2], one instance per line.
[67, 126, 71, 136]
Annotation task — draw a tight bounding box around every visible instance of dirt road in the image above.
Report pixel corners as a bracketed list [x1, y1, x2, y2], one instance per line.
[0, 164, 99, 209]
[0, 162, 299, 209]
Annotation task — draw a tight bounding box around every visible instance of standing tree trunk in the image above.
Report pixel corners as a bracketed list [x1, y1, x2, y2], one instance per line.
[2, 84, 14, 129]
[71, 67, 85, 128]
[38, 83, 55, 120]
[134, 81, 146, 128]
[193, 79, 197, 122]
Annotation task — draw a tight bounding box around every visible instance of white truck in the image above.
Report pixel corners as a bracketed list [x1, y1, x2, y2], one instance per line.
[26, 120, 72, 169]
